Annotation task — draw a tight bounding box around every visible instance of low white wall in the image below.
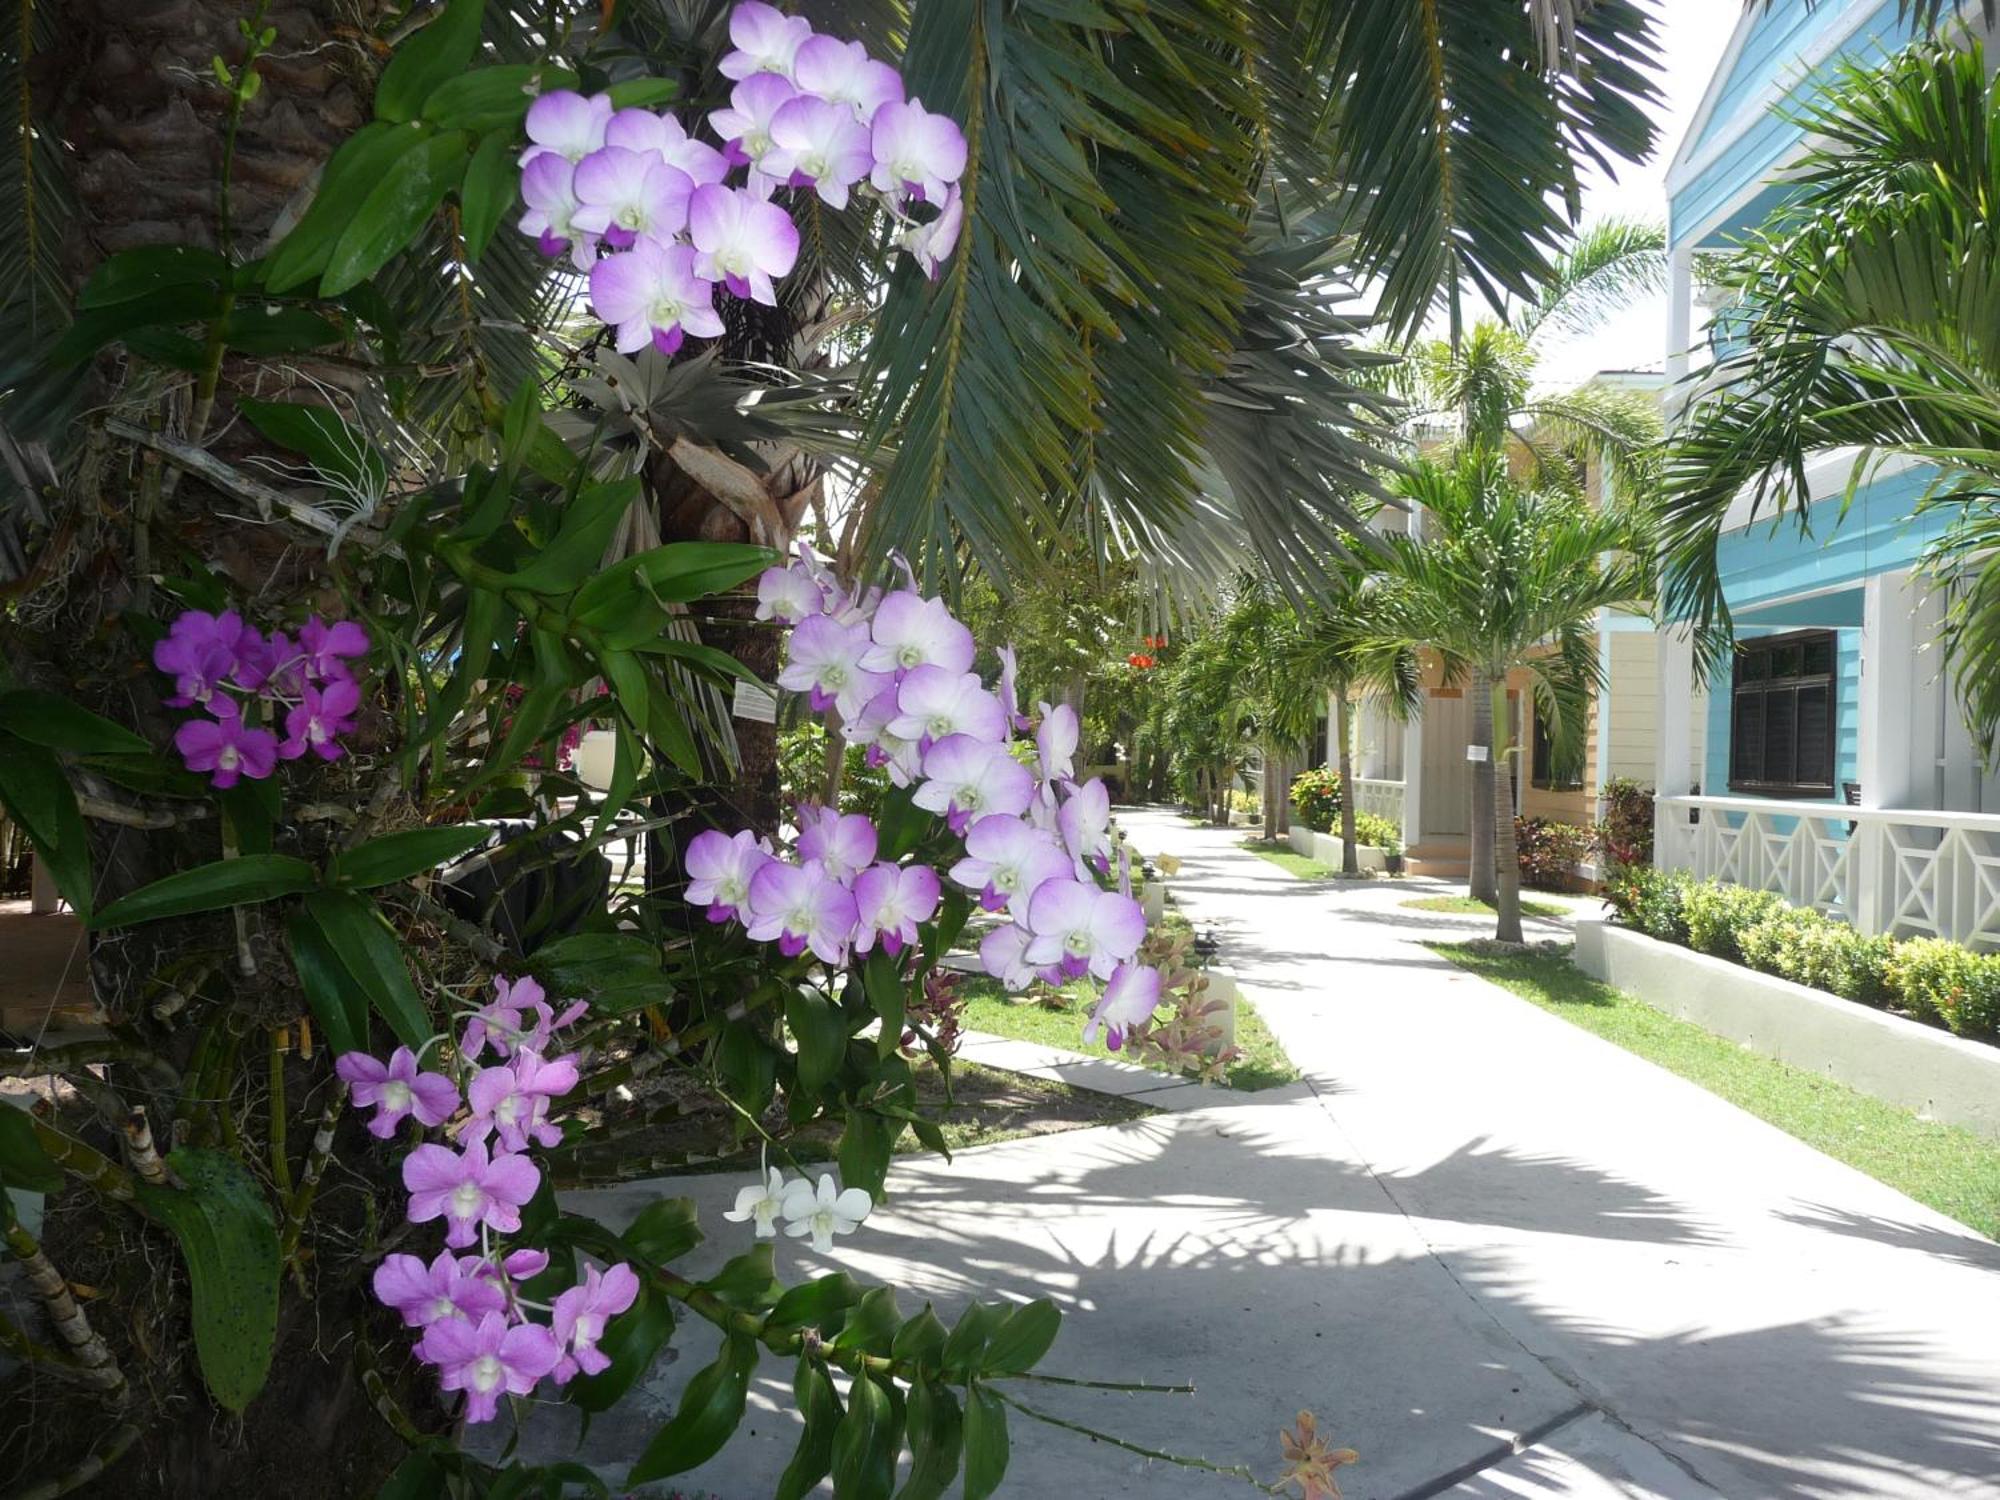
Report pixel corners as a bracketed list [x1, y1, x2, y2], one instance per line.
[1288, 825, 1314, 857]
[1574, 920, 2000, 1142]
[1309, 830, 1386, 871]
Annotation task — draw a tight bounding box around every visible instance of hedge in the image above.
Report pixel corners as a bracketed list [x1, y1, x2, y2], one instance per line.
[1603, 867, 1997, 1044]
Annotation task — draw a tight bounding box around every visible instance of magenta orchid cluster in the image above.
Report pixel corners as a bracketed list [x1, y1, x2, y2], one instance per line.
[517, 1, 968, 358]
[336, 975, 636, 1424]
[151, 609, 368, 788]
[686, 550, 1163, 1053]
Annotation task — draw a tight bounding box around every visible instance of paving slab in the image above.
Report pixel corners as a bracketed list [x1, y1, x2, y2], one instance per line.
[1442, 1411, 1724, 1499]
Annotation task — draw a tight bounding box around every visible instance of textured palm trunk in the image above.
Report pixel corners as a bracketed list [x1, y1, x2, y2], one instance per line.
[1261, 749, 1279, 840]
[1335, 692, 1360, 876]
[1493, 748, 1525, 943]
[1468, 668, 1497, 904]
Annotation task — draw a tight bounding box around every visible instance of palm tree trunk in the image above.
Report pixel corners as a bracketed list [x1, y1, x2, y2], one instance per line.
[1468, 668, 1497, 904]
[1494, 747, 1525, 942]
[1262, 747, 1279, 840]
[1335, 692, 1360, 876]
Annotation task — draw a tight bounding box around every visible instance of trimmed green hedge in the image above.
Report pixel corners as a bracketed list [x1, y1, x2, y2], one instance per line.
[1604, 867, 1994, 1042]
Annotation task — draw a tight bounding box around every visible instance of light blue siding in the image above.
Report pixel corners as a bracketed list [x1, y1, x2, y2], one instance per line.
[1711, 466, 1947, 612]
[1699, 629, 1860, 804]
[1670, 0, 1915, 247]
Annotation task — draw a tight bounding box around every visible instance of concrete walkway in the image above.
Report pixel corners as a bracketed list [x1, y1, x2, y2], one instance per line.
[541, 809, 2000, 1499]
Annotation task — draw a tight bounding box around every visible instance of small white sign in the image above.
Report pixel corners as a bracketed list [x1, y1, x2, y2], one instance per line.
[732, 680, 778, 724]
[1465, 744, 1489, 762]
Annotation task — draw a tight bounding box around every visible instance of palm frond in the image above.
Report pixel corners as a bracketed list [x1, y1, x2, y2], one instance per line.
[1511, 216, 1668, 345]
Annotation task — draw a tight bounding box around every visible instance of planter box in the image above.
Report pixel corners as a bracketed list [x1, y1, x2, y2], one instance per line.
[1307, 830, 1386, 872]
[1574, 920, 2000, 1142]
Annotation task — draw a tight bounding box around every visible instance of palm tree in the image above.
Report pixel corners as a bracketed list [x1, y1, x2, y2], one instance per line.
[1657, 38, 2000, 750]
[1373, 453, 1651, 941]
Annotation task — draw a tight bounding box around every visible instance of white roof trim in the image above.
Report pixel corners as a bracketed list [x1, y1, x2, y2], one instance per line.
[1662, 7, 1760, 187]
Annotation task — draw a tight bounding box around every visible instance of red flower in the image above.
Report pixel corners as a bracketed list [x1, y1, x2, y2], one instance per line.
[1127, 653, 1155, 670]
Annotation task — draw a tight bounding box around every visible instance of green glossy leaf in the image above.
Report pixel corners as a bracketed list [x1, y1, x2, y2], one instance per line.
[6, 690, 158, 754]
[962, 1383, 1010, 1500]
[620, 1195, 702, 1269]
[330, 824, 492, 889]
[504, 477, 642, 594]
[297, 889, 431, 1049]
[941, 1303, 1001, 1376]
[133, 1148, 279, 1413]
[376, 1451, 449, 1500]
[92, 853, 314, 929]
[528, 930, 668, 1015]
[837, 1107, 896, 1201]
[831, 1371, 896, 1500]
[0, 1105, 62, 1194]
[77, 245, 229, 308]
[768, 1271, 860, 1333]
[774, 1357, 842, 1500]
[896, 1375, 962, 1500]
[44, 283, 224, 368]
[890, 1305, 948, 1370]
[700, 1244, 782, 1313]
[375, 0, 483, 124]
[831, 1285, 901, 1356]
[626, 1331, 756, 1483]
[787, 988, 847, 1096]
[238, 398, 386, 497]
[862, 950, 906, 1060]
[567, 1281, 675, 1414]
[321, 129, 471, 297]
[422, 64, 573, 131]
[0, 734, 92, 915]
[980, 1298, 1061, 1375]
[459, 126, 517, 262]
[606, 78, 681, 109]
[285, 905, 370, 1057]
[264, 122, 422, 293]
[218, 303, 344, 354]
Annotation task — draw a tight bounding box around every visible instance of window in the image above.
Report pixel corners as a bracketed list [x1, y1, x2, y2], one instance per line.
[1530, 706, 1585, 791]
[1729, 631, 1837, 795]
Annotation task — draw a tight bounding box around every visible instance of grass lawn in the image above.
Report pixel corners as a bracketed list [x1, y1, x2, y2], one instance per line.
[1405, 894, 1570, 921]
[1240, 836, 1364, 882]
[1433, 942, 2000, 1240]
[958, 973, 1300, 1091]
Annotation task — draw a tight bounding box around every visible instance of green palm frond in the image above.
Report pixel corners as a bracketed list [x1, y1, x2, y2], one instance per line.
[1511, 216, 1668, 345]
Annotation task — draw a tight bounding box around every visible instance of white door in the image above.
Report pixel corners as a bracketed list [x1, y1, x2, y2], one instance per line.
[1421, 692, 1471, 838]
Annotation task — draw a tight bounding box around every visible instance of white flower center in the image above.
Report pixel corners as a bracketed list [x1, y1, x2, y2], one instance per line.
[495, 1092, 524, 1126]
[450, 1182, 486, 1221]
[470, 1354, 505, 1393]
[648, 292, 687, 327]
[617, 203, 646, 230]
[1065, 931, 1091, 956]
[718, 874, 748, 906]
[218, 746, 241, 771]
[994, 868, 1019, 892]
[430, 1295, 459, 1322]
[381, 1079, 412, 1115]
[744, 130, 772, 157]
[799, 151, 828, 178]
[958, 787, 983, 812]
[897, 643, 923, 668]
[927, 714, 953, 738]
[819, 662, 847, 689]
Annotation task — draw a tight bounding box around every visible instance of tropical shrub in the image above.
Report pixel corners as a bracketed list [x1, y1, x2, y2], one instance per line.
[1597, 777, 1654, 868]
[1602, 864, 1697, 944]
[1514, 817, 1593, 890]
[1353, 811, 1402, 851]
[1885, 939, 2000, 1038]
[1290, 766, 1344, 832]
[1738, 906, 1894, 1006]
[1682, 882, 1787, 964]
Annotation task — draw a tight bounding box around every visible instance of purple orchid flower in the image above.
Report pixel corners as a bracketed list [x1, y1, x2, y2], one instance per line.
[718, 0, 812, 81]
[775, 612, 889, 721]
[466, 1049, 579, 1153]
[604, 107, 729, 186]
[860, 590, 976, 675]
[688, 182, 800, 306]
[1059, 777, 1113, 876]
[767, 94, 873, 209]
[518, 154, 596, 269]
[174, 716, 279, 789]
[684, 827, 774, 922]
[1035, 702, 1079, 787]
[869, 97, 967, 205]
[1023, 878, 1145, 982]
[588, 240, 725, 356]
[996, 644, 1029, 733]
[570, 146, 694, 249]
[462, 974, 585, 1060]
[793, 34, 904, 121]
[897, 185, 964, 279]
[755, 561, 828, 624]
[334, 1046, 459, 1139]
[707, 73, 799, 196]
[298, 616, 369, 681]
[852, 861, 940, 957]
[912, 733, 1035, 833]
[154, 610, 249, 709]
[889, 665, 1006, 749]
[402, 1137, 540, 1249]
[978, 921, 1038, 989]
[948, 813, 1072, 917]
[419, 1311, 562, 1424]
[280, 677, 360, 762]
[796, 805, 878, 885]
[470, 1247, 551, 1288]
[372, 1248, 506, 1330]
[551, 1262, 641, 1383]
[745, 860, 858, 964]
[1083, 963, 1163, 1051]
[847, 687, 924, 786]
[520, 88, 612, 168]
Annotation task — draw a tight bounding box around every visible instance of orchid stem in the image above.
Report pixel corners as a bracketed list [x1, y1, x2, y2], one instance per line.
[986, 1385, 1267, 1488]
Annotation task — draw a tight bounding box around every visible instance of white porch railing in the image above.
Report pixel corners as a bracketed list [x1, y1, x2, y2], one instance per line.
[1658, 795, 2000, 950]
[1352, 778, 1406, 839]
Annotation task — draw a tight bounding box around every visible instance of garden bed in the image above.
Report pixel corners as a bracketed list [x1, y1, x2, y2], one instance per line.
[1575, 920, 2000, 1143]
